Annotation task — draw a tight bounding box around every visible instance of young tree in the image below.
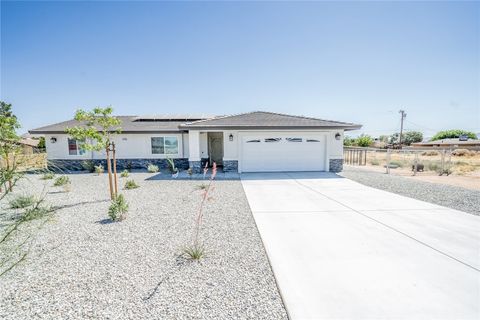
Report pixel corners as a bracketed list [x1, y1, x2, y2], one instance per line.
[65, 107, 121, 199]
[0, 102, 21, 193]
[355, 134, 373, 147]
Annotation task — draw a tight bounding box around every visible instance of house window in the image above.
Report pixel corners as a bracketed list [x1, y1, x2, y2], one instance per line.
[286, 138, 302, 142]
[67, 138, 85, 155]
[151, 136, 178, 154]
[246, 139, 261, 143]
[265, 138, 281, 143]
[306, 139, 320, 142]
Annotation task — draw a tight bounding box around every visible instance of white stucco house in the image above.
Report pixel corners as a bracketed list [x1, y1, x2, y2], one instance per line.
[29, 111, 361, 173]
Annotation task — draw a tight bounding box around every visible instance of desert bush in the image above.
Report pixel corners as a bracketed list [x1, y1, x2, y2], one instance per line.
[370, 159, 380, 166]
[452, 149, 473, 157]
[41, 172, 55, 180]
[124, 179, 139, 189]
[53, 175, 70, 187]
[147, 164, 159, 173]
[421, 150, 439, 156]
[94, 165, 104, 175]
[81, 160, 95, 172]
[389, 160, 404, 168]
[108, 194, 128, 221]
[120, 169, 129, 178]
[9, 194, 35, 209]
[427, 162, 440, 171]
[183, 245, 205, 260]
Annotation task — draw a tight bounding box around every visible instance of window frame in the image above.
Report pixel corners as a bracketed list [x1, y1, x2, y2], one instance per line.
[67, 138, 85, 156]
[151, 136, 179, 155]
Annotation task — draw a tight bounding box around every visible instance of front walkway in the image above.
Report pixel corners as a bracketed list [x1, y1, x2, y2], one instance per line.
[241, 172, 480, 320]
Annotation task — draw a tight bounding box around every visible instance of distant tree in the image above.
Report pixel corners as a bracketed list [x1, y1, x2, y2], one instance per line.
[403, 131, 423, 145]
[37, 137, 46, 151]
[355, 134, 373, 147]
[343, 136, 355, 146]
[431, 130, 477, 141]
[65, 107, 122, 200]
[378, 135, 389, 143]
[0, 102, 21, 193]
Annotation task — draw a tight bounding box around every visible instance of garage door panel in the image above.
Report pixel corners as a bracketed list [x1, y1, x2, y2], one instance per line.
[241, 133, 326, 172]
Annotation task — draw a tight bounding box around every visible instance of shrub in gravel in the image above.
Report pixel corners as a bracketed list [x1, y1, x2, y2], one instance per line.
[54, 176, 70, 187]
[9, 194, 35, 209]
[41, 172, 55, 180]
[23, 205, 51, 221]
[82, 160, 96, 173]
[120, 169, 129, 178]
[94, 165, 104, 175]
[108, 194, 129, 221]
[147, 164, 159, 173]
[124, 179, 139, 190]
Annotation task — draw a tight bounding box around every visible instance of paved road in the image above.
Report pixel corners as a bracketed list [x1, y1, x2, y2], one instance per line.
[241, 172, 480, 320]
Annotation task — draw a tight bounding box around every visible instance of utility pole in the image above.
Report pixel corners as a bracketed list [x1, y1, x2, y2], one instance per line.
[398, 109, 407, 147]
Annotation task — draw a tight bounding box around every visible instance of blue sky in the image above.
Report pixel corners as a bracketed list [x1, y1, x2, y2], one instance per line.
[1, 1, 479, 137]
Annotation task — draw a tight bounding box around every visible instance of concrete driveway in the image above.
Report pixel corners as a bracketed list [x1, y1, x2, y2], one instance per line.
[241, 172, 480, 320]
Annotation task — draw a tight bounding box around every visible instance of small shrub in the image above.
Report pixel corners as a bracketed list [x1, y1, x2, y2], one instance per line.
[54, 176, 70, 187]
[147, 164, 159, 173]
[427, 162, 440, 171]
[370, 159, 380, 166]
[389, 160, 404, 168]
[82, 160, 96, 172]
[183, 244, 205, 260]
[187, 168, 193, 177]
[108, 194, 129, 221]
[120, 169, 129, 178]
[124, 179, 139, 189]
[9, 195, 35, 209]
[422, 150, 439, 156]
[452, 149, 472, 157]
[195, 183, 207, 190]
[23, 206, 51, 221]
[41, 172, 55, 180]
[94, 165, 104, 175]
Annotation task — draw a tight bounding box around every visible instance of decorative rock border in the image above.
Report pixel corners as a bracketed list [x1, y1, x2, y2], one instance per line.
[329, 159, 343, 172]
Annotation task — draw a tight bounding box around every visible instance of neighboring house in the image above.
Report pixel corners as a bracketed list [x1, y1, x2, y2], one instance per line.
[411, 138, 480, 149]
[29, 111, 361, 173]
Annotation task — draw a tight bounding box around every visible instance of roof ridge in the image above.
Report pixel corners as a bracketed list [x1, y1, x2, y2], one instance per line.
[182, 111, 254, 125]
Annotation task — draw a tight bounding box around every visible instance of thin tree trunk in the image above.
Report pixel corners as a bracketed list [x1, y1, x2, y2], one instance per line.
[112, 142, 118, 196]
[106, 146, 114, 200]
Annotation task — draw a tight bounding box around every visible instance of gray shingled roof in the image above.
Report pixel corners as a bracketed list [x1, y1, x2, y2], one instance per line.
[180, 111, 361, 130]
[29, 111, 361, 133]
[29, 116, 195, 134]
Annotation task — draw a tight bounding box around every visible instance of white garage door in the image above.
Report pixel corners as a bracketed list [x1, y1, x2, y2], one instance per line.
[240, 133, 326, 172]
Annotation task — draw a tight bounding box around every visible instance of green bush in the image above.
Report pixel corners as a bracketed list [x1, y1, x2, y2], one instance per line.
[431, 130, 477, 141]
[9, 194, 35, 209]
[23, 206, 51, 221]
[82, 160, 96, 172]
[356, 134, 373, 147]
[41, 172, 55, 180]
[94, 165, 104, 174]
[120, 169, 129, 178]
[124, 179, 139, 190]
[54, 175, 70, 187]
[108, 194, 128, 221]
[147, 164, 159, 173]
[427, 162, 440, 171]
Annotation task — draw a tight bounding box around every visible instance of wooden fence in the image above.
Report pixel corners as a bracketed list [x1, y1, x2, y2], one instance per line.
[343, 147, 367, 166]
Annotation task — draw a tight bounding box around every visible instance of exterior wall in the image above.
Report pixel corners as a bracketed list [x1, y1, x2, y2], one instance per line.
[45, 133, 186, 160]
[48, 158, 190, 172]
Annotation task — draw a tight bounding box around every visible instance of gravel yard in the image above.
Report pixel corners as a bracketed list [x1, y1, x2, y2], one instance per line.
[340, 166, 480, 215]
[0, 173, 287, 319]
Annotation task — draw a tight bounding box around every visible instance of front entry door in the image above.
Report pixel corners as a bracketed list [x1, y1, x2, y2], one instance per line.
[208, 132, 224, 166]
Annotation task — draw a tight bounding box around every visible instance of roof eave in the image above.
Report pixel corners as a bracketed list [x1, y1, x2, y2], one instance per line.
[179, 124, 362, 130]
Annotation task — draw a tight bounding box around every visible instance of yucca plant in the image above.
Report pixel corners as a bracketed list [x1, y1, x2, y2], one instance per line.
[94, 165, 104, 175]
[166, 157, 178, 174]
[120, 169, 129, 178]
[184, 162, 217, 260]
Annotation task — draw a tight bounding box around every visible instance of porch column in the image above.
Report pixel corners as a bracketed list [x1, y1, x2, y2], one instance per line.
[188, 130, 202, 173]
